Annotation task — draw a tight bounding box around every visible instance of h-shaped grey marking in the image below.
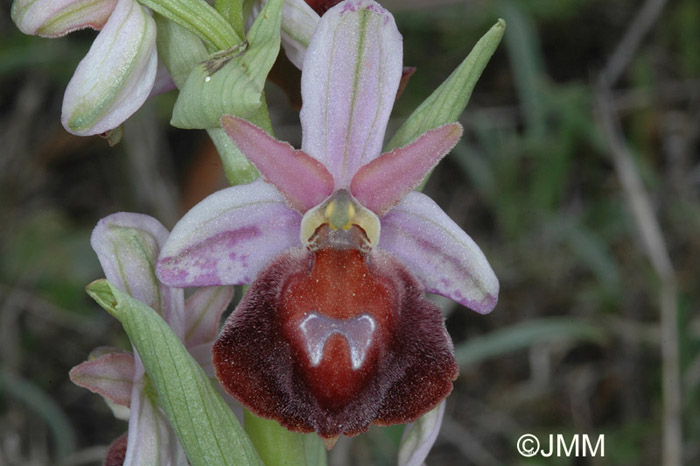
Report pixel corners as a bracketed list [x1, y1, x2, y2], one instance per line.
[299, 312, 376, 370]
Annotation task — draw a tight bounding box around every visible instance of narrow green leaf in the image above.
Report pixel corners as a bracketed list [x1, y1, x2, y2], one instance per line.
[139, 0, 241, 50]
[244, 409, 308, 466]
[385, 19, 506, 151]
[86, 279, 262, 466]
[171, 0, 284, 129]
[454, 318, 607, 368]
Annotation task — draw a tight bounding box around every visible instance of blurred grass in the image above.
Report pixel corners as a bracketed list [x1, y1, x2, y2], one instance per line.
[2, 0, 700, 465]
[454, 318, 607, 368]
[0, 368, 76, 461]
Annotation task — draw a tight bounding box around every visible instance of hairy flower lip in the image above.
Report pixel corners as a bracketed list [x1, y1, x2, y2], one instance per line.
[213, 243, 458, 439]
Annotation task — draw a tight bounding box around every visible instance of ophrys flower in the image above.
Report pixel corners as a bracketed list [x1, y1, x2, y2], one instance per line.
[157, 0, 498, 442]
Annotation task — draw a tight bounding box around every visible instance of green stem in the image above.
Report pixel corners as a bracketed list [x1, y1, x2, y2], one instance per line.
[244, 409, 307, 466]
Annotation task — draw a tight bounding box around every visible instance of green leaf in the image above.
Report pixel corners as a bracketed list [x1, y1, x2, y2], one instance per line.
[454, 318, 607, 368]
[171, 0, 284, 129]
[139, 0, 242, 50]
[154, 14, 209, 89]
[385, 19, 506, 151]
[244, 410, 309, 466]
[86, 279, 262, 466]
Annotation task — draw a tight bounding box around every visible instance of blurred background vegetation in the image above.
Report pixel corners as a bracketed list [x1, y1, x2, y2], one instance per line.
[1, 0, 699, 464]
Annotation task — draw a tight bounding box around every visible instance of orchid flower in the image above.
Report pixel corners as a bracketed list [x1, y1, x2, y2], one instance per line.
[70, 213, 234, 465]
[11, 0, 158, 136]
[157, 0, 498, 444]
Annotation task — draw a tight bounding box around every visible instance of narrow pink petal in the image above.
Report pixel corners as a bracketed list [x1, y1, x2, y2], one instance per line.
[11, 0, 117, 37]
[299, 0, 403, 186]
[398, 401, 445, 466]
[61, 0, 157, 135]
[351, 123, 462, 216]
[184, 286, 234, 348]
[379, 192, 499, 313]
[69, 352, 135, 407]
[221, 115, 334, 212]
[92, 212, 185, 338]
[157, 180, 302, 288]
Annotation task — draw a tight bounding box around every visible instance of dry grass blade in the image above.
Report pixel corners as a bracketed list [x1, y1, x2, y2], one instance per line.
[599, 0, 669, 88]
[595, 84, 682, 466]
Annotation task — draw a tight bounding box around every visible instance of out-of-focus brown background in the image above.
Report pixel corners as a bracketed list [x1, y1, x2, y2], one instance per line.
[1, 0, 699, 464]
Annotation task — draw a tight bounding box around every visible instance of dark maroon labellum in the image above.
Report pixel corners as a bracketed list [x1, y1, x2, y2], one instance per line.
[305, 0, 344, 15]
[213, 227, 458, 439]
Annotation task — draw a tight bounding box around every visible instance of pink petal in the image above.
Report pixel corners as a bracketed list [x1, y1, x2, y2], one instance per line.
[351, 123, 462, 216]
[11, 0, 117, 37]
[61, 0, 157, 135]
[92, 212, 185, 338]
[379, 192, 499, 313]
[69, 352, 135, 407]
[398, 401, 445, 466]
[221, 115, 334, 212]
[184, 286, 234, 348]
[157, 180, 302, 288]
[299, 0, 403, 186]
